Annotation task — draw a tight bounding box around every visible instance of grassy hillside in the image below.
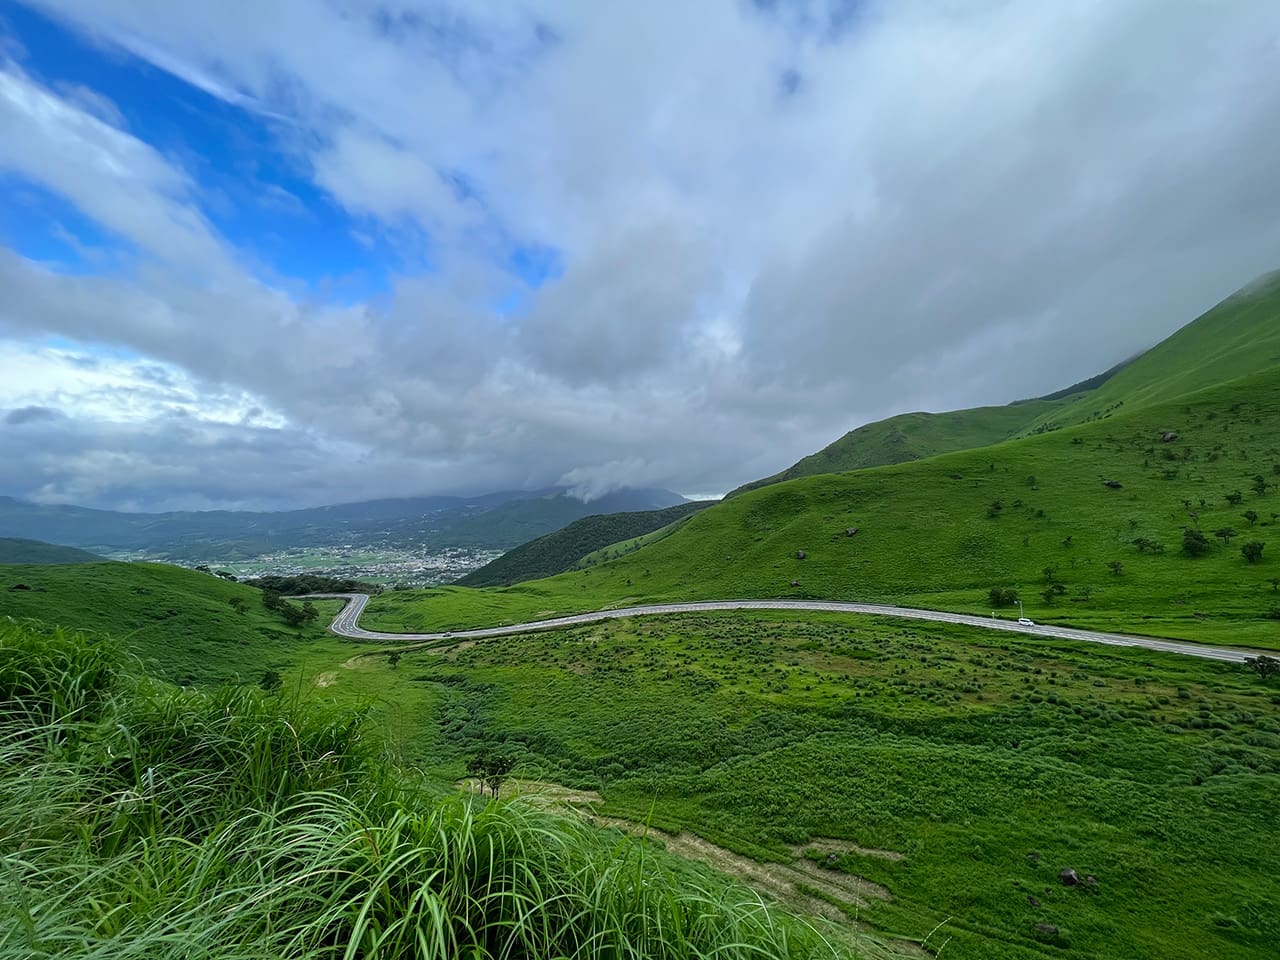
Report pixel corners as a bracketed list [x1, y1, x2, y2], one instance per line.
[459, 501, 713, 587]
[0, 561, 340, 685]
[2, 620, 878, 960]
[364, 365, 1280, 648]
[0, 537, 101, 564]
[398, 611, 1280, 960]
[728, 398, 1069, 498]
[1028, 270, 1280, 432]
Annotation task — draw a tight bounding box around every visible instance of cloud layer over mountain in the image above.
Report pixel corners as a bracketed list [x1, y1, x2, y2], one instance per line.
[3, 1, 1280, 509]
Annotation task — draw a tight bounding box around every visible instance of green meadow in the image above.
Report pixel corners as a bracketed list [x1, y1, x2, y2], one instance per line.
[364, 610, 1280, 960]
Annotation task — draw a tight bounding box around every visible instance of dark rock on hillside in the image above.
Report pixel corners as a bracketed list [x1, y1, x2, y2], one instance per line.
[796, 549, 807, 559]
[1059, 868, 1080, 886]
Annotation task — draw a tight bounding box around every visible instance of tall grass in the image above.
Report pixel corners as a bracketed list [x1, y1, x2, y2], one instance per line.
[1, 621, 886, 959]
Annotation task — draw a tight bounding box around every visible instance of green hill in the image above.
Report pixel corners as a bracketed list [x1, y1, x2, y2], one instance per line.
[458, 501, 714, 587]
[0, 537, 102, 564]
[365, 363, 1280, 649]
[1027, 269, 1280, 432]
[726, 398, 1070, 499]
[728, 270, 1280, 500]
[0, 561, 339, 685]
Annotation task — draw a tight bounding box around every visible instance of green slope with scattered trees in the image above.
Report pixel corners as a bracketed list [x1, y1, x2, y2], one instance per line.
[365, 364, 1280, 648]
[726, 398, 1070, 499]
[458, 501, 714, 587]
[0, 561, 336, 686]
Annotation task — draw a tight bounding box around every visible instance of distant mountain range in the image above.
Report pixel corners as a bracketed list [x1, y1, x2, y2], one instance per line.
[0, 487, 686, 562]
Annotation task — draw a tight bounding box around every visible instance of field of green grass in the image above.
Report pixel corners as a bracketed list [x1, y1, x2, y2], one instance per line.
[5, 546, 1278, 958]
[3, 620, 883, 960]
[363, 366, 1280, 648]
[382, 610, 1280, 960]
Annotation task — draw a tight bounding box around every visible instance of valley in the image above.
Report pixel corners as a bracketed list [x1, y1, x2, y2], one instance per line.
[5, 273, 1280, 960]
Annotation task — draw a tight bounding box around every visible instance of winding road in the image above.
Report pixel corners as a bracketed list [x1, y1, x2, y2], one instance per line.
[319, 593, 1269, 664]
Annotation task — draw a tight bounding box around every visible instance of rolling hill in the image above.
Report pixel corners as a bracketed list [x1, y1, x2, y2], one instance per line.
[0, 537, 102, 564]
[725, 397, 1070, 499]
[457, 501, 714, 587]
[728, 269, 1280, 499]
[366, 349, 1280, 649]
[0, 561, 341, 685]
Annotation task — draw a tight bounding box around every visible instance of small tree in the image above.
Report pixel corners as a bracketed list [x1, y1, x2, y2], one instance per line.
[1253, 475, 1270, 497]
[466, 752, 516, 798]
[388, 651, 402, 669]
[1215, 527, 1238, 546]
[1244, 509, 1259, 526]
[259, 669, 283, 693]
[281, 602, 309, 627]
[1244, 655, 1279, 682]
[1241, 541, 1266, 564]
[1269, 577, 1280, 592]
[227, 597, 248, 614]
[1225, 490, 1244, 506]
[1107, 560, 1124, 576]
[988, 587, 1020, 607]
[1182, 528, 1211, 557]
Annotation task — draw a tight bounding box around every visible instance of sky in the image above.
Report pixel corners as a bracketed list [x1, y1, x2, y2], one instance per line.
[2, 1, 1280, 512]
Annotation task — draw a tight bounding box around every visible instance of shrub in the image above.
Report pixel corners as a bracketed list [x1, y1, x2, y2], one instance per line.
[1182, 528, 1211, 557]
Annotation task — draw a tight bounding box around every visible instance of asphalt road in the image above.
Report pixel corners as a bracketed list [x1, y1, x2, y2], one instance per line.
[315, 593, 1269, 664]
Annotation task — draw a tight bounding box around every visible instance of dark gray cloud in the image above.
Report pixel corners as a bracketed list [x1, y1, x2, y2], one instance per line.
[2, 1, 1280, 510]
[4, 405, 63, 425]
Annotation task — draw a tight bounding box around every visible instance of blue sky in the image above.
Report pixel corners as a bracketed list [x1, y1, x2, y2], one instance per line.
[1, 1, 1279, 510]
[0, 1, 560, 305]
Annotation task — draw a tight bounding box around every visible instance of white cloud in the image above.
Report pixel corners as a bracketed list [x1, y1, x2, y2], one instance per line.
[1, 1, 1280, 509]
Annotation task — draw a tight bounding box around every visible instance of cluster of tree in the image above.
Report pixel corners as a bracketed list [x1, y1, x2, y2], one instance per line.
[194, 565, 239, 581]
[466, 752, 516, 797]
[262, 591, 319, 627]
[1245, 655, 1278, 682]
[987, 587, 1020, 607]
[244, 574, 383, 595]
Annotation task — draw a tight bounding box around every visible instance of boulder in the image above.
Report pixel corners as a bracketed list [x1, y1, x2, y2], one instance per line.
[1059, 868, 1080, 886]
[1161, 431, 1179, 442]
[1034, 923, 1059, 937]
[1027, 895, 1041, 908]
[796, 549, 807, 560]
